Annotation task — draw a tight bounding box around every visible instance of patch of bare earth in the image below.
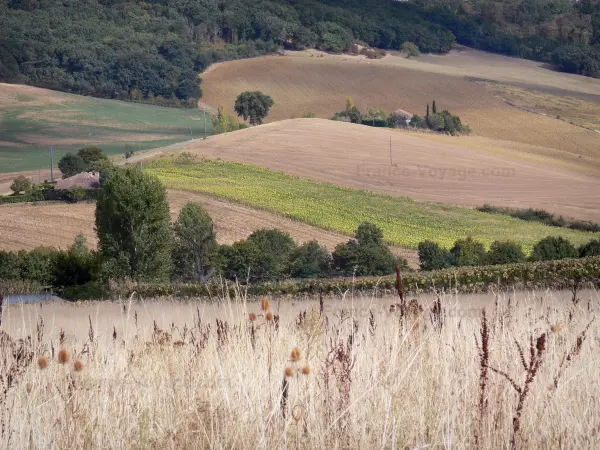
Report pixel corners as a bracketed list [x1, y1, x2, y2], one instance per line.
[148, 119, 600, 223]
[0, 189, 419, 268]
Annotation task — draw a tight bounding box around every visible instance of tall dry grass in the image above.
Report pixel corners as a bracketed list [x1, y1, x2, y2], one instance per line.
[0, 286, 599, 449]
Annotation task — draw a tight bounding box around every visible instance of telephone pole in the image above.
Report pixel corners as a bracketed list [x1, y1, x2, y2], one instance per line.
[49, 146, 55, 182]
[389, 134, 393, 166]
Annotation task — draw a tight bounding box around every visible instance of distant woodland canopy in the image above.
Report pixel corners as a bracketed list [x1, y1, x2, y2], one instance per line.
[1, 0, 598, 106]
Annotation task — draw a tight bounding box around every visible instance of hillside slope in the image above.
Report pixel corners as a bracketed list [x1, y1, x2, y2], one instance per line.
[201, 51, 600, 161]
[140, 119, 600, 223]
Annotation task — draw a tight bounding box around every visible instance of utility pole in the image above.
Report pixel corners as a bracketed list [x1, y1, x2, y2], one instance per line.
[389, 134, 393, 166]
[203, 109, 207, 138]
[49, 146, 54, 182]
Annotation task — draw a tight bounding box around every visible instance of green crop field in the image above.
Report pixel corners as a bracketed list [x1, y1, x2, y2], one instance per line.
[0, 84, 212, 173]
[147, 156, 599, 251]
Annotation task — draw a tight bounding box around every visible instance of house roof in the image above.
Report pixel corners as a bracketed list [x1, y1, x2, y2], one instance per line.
[55, 172, 101, 190]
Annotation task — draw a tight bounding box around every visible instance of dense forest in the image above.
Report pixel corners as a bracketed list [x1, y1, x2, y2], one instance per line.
[1, 0, 598, 107]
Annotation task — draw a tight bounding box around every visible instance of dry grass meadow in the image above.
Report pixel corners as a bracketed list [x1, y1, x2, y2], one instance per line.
[200, 49, 600, 163]
[1, 286, 599, 448]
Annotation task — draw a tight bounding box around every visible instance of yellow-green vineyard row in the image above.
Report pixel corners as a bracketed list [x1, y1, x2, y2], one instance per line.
[147, 157, 599, 251]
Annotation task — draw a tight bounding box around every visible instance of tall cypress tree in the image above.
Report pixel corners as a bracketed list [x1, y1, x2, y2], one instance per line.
[432, 100, 437, 114]
[426, 103, 430, 118]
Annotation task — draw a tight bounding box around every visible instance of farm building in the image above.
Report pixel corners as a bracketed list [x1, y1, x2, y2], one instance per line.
[55, 172, 101, 190]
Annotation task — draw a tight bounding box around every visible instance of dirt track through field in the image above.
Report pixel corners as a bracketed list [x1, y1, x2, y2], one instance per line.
[156, 119, 600, 223]
[0, 190, 419, 267]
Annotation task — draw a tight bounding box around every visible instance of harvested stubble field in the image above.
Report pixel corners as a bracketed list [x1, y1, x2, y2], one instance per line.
[200, 49, 600, 163]
[0, 83, 212, 173]
[147, 119, 600, 223]
[1, 288, 599, 448]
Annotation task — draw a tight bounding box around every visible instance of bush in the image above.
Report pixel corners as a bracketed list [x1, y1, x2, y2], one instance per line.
[288, 241, 332, 278]
[530, 236, 578, 261]
[10, 176, 33, 195]
[401, 42, 420, 58]
[410, 114, 426, 128]
[450, 236, 486, 267]
[486, 241, 525, 265]
[332, 222, 401, 276]
[418, 240, 454, 271]
[579, 239, 600, 258]
[53, 235, 97, 288]
[223, 229, 297, 282]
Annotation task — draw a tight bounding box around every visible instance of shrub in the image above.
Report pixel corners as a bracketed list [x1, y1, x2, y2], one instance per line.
[401, 42, 420, 58]
[223, 229, 297, 282]
[410, 114, 425, 128]
[388, 112, 410, 128]
[530, 236, 578, 261]
[53, 235, 97, 288]
[10, 176, 33, 195]
[486, 241, 525, 265]
[288, 241, 332, 278]
[450, 236, 486, 267]
[418, 240, 454, 271]
[579, 239, 600, 258]
[332, 222, 400, 276]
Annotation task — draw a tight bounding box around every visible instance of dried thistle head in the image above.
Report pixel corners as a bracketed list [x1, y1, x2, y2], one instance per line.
[290, 347, 301, 362]
[550, 323, 563, 334]
[58, 349, 70, 364]
[38, 356, 49, 370]
[284, 367, 294, 377]
[73, 360, 84, 372]
[249, 312, 257, 322]
[265, 311, 274, 322]
[261, 297, 271, 311]
[302, 366, 311, 376]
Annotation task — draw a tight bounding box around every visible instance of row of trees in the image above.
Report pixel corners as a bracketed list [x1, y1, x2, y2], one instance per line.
[418, 236, 600, 271]
[332, 98, 469, 135]
[0, 167, 408, 294]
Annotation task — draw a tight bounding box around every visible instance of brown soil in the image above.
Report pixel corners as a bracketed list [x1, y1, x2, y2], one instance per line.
[147, 119, 600, 223]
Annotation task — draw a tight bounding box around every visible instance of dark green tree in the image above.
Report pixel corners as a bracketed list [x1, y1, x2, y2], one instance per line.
[58, 153, 87, 178]
[77, 146, 107, 167]
[450, 236, 486, 267]
[426, 103, 430, 118]
[486, 240, 525, 265]
[172, 202, 219, 283]
[234, 91, 275, 125]
[432, 100, 437, 114]
[530, 236, 578, 261]
[223, 229, 297, 282]
[418, 240, 454, 270]
[332, 222, 402, 276]
[95, 167, 173, 281]
[579, 239, 600, 257]
[288, 241, 332, 278]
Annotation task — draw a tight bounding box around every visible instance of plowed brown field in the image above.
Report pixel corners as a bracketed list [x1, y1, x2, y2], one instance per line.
[201, 50, 600, 162]
[146, 119, 600, 223]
